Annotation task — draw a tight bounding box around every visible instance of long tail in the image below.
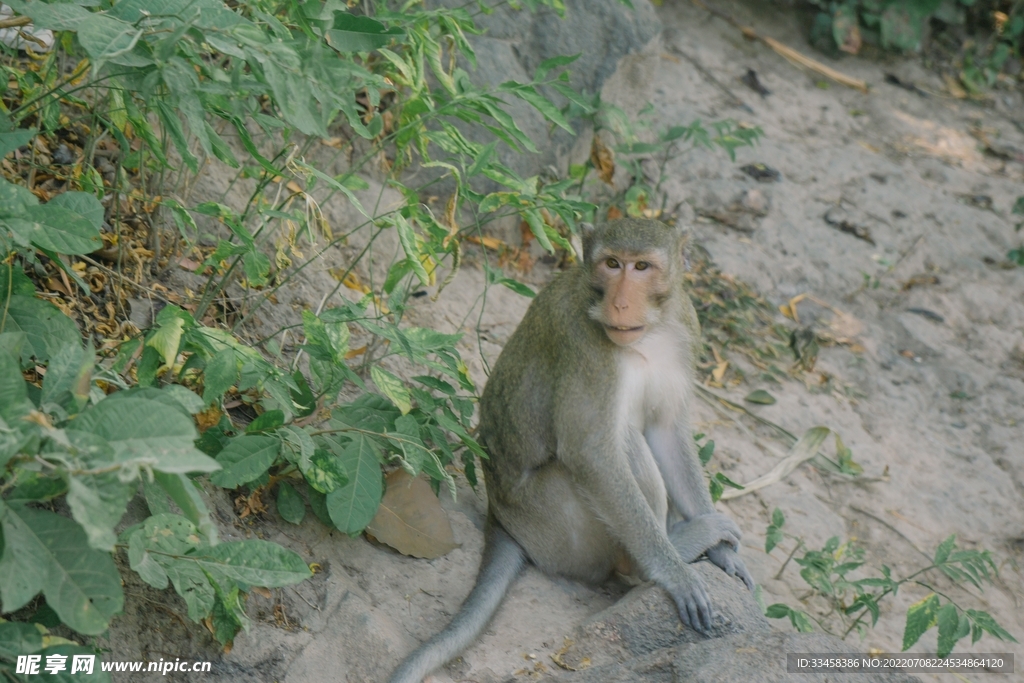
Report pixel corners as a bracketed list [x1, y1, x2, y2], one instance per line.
[388, 517, 526, 683]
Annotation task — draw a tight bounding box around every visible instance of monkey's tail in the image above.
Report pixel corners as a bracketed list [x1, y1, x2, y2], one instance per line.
[388, 518, 526, 683]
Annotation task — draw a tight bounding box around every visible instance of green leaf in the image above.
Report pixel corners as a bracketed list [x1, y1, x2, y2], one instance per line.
[0, 347, 32, 423]
[371, 366, 412, 415]
[246, 409, 285, 434]
[128, 526, 169, 589]
[129, 514, 213, 621]
[936, 603, 960, 658]
[74, 397, 219, 474]
[77, 13, 149, 67]
[203, 348, 238, 404]
[47, 191, 104, 230]
[152, 471, 219, 544]
[9, 0, 91, 31]
[209, 435, 280, 489]
[0, 502, 123, 634]
[393, 214, 430, 285]
[0, 263, 34, 300]
[0, 128, 35, 160]
[934, 534, 957, 565]
[325, 434, 383, 534]
[503, 82, 573, 132]
[902, 593, 940, 650]
[325, 12, 404, 52]
[66, 473, 134, 551]
[156, 100, 198, 173]
[277, 481, 306, 524]
[965, 609, 1017, 644]
[0, 620, 43, 659]
[772, 508, 785, 528]
[41, 341, 91, 412]
[790, 609, 815, 633]
[534, 53, 580, 80]
[391, 413, 430, 473]
[744, 389, 776, 405]
[5, 203, 102, 254]
[300, 448, 348, 494]
[242, 250, 271, 286]
[697, 439, 715, 466]
[1, 295, 79, 362]
[715, 472, 744, 490]
[192, 539, 311, 587]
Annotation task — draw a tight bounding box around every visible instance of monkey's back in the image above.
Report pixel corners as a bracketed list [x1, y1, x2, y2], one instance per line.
[478, 268, 611, 493]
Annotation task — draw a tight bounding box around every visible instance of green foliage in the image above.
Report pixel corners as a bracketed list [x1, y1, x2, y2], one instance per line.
[764, 515, 1016, 657]
[808, 0, 1023, 91]
[692, 434, 743, 502]
[574, 104, 762, 219]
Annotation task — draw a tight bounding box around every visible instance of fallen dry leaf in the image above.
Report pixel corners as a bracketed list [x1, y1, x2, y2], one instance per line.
[590, 135, 614, 185]
[365, 470, 458, 559]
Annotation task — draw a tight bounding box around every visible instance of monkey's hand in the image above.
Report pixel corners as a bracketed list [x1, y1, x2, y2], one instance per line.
[665, 563, 713, 634]
[706, 542, 754, 591]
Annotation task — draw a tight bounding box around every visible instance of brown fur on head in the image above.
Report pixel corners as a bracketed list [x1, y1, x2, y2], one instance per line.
[581, 219, 684, 346]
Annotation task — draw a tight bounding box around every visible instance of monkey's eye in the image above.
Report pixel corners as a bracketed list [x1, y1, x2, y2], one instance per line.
[605, 257, 620, 269]
[635, 261, 649, 271]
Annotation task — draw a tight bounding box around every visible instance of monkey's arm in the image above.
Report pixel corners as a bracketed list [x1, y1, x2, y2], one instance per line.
[646, 426, 755, 591]
[561, 427, 714, 632]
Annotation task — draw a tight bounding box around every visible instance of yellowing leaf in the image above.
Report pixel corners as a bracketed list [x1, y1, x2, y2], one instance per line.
[329, 268, 370, 294]
[146, 317, 184, 370]
[780, 293, 807, 323]
[365, 470, 458, 559]
[370, 366, 411, 414]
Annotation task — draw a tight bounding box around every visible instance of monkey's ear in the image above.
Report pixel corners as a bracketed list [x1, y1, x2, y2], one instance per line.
[579, 222, 596, 263]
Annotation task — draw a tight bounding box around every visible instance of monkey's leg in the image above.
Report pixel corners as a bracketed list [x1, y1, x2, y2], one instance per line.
[668, 513, 741, 563]
[388, 516, 526, 683]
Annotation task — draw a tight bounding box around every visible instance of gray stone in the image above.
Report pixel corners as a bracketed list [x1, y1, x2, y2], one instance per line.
[427, 0, 661, 179]
[551, 631, 921, 683]
[543, 562, 921, 683]
[554, 561, 769, 670]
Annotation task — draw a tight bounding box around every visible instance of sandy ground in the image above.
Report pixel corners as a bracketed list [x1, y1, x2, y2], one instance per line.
[101, 2, 1024, 682]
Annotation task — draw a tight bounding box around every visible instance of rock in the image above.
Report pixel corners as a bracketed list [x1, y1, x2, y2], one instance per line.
[550, 631, 921, 682]
[553, 562, 767, 670]
[542, 562, 920, 683]
[429, 0, 660, 180]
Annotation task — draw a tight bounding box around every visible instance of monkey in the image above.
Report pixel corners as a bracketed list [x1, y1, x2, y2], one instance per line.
[388, 218, 754, 683]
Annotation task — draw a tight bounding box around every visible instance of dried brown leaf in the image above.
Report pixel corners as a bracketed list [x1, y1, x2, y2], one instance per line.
[366, 470, 458, 559]
[590, 135, 614, 185]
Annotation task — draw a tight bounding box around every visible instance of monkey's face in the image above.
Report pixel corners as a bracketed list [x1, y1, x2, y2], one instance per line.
[589, 249, 669, 346]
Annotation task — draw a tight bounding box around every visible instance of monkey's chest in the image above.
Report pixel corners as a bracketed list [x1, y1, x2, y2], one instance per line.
[616, 332, 689, 429]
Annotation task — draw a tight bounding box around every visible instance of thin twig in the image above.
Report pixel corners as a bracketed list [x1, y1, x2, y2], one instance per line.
[690, 0, 869, 93]
[849, 504, 931, 562]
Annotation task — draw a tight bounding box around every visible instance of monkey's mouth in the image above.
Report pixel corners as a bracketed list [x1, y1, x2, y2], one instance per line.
[604, 325, 646, 345]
